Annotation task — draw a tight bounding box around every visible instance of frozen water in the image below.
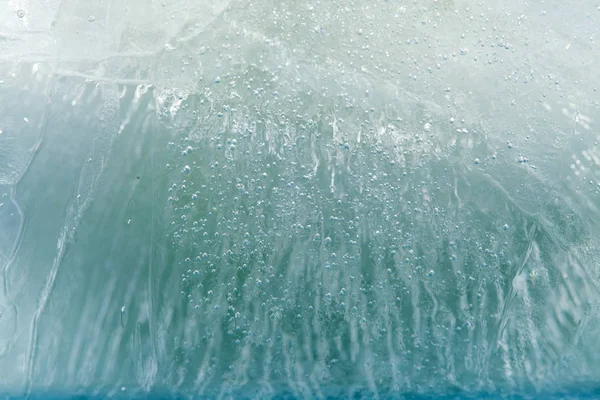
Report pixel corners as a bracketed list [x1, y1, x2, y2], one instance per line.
[1, 0, 600, 398]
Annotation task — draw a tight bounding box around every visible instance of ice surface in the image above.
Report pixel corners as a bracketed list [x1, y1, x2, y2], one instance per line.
[1, 0, 600, 398]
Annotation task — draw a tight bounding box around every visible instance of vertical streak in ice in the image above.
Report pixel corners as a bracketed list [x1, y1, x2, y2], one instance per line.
[25, 221, 68, 395]
[485, 224, 537, 379]
[0, 187, 24, 345]
[23, 80, 117, 393]
[21, 72, 55, 396]
[146, 128, 158, 387]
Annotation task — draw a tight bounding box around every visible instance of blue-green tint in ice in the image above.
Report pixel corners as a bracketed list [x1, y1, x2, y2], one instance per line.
[0, 0, 599, 398]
